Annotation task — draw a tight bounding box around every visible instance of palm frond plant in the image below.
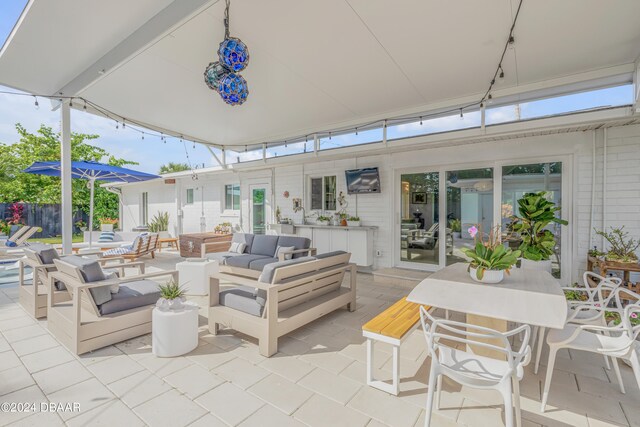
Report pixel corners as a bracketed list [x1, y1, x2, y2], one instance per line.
[462, 225, 521, 282]
[509, 191, 568, 261]
[148, 211, 169, 233]
[595, 226, 639, 263]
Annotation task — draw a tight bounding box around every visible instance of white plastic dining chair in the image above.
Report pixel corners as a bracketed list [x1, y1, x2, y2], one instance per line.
[419, 307, 531, 427]
[533, 272, 622, 374]
[541, 289, 640, 412]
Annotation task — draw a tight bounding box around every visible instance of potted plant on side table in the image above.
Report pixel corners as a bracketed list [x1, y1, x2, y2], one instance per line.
[509, 191, 568, 273]
[347, 216, 361, 227]
[156, 279, 186, 311]
[462, 225, 520, 284]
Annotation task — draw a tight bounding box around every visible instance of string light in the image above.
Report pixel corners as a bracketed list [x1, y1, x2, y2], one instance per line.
[141, 132, 145, 140]
[420, 116, 423, 125]
[83, 100, 87, 111]
[499, 65, 505, 79]
[33, 96, 39, 109]
[122, 119, 125, 129]
[355, 127, 358, 136]
[459, 109, 464, 120]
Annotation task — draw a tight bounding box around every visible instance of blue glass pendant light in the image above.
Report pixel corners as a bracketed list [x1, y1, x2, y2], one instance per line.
[203, 0, 249, 106]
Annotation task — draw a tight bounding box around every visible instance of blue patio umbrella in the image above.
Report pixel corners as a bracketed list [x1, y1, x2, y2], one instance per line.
[23, 161, 160, 246]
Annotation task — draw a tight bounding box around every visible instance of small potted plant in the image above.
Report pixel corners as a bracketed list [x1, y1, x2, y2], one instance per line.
[148, 212, 170, 238]
[462, 225, 521, 284]
[595, 227, 639, 264]
[347, 216, 361, 227]
[0, 220, 9, 236]
[316, 215, 331, 226]
[449, 218, 461, 239]
[99, 217, 118, 232]
[156, 279, 186, 311]
[509, 191, 567, 272]
[213, 222, 232, 234]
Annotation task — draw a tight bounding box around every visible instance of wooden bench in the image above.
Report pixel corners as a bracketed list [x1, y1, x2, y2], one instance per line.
[362, 297, 430, 395]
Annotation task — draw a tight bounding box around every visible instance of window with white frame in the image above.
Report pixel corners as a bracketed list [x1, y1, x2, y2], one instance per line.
[310, 176, 337, 211]
[224, 184, 240, 211]
[186, 188, 194, 204]
[141, 192, 149, 225]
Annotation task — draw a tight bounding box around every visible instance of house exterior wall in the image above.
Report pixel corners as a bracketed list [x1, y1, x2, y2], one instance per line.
[117, 124, 640, 284]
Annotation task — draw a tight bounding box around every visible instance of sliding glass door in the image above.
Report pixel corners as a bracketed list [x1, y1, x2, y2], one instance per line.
[397, 161, 564, 276]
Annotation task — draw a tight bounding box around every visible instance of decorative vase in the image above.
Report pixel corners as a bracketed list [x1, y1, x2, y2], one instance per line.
[347, 220, 361, 227]
[317, 220, 329, 226]
[156, 297, 186, 311]
[469, 267, 504, 284]
[520, 258, 552, 273]
[101, 224, 114, 232]
[340, 219, 348, 226]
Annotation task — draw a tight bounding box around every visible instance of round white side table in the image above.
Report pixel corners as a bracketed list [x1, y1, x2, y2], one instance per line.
[152, 301, 199, 357]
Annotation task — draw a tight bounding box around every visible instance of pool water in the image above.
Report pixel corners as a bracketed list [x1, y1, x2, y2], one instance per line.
[0, 260, 32, 285]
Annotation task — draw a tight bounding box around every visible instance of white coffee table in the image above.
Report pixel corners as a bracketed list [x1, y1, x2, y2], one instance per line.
[152, 301, 199, 357]
[176, 259, 218, 296]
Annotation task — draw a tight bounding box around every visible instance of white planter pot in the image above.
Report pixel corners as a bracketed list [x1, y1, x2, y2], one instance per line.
[469, 267, 504, 284]
[520, 258, 552, 273]
[101, 224, 114, 232]
[156, 297, 186, 311]
[346, 220, 361, 227]
[316, 220, 330, 226]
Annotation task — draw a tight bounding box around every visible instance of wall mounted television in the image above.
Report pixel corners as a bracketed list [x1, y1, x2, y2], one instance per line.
[345, 167, 381, 194]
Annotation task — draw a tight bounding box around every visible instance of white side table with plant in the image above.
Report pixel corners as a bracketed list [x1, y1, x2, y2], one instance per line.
[153, 281, 199, 357]
[509, 191, 568, 273]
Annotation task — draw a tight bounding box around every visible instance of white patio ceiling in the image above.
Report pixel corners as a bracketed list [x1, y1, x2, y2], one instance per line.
[1, 0, 639, 147]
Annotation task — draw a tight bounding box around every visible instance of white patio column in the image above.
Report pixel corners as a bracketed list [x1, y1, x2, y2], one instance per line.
[60, 101, 73, 254]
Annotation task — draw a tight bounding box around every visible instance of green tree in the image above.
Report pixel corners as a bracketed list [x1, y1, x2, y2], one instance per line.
[0, 124, 137, 225]
[158, 162, 189, 174]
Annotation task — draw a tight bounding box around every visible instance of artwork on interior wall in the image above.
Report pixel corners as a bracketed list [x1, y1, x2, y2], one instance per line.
[283, 191, 290, 198]
[411, 192, 427, 204]
[292, 197, 303, 212]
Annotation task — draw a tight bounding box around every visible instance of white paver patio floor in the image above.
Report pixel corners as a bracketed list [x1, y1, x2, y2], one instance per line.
[0, 252, 637, 426]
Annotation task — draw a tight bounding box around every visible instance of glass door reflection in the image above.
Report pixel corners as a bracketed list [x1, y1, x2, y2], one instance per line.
[400, 172, 440, 266]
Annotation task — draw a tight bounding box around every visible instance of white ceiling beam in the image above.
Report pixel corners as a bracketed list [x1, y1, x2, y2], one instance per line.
[55, 0, 219, 97]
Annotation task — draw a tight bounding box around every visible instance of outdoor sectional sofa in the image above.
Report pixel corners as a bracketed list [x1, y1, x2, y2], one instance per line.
[207, 233, 356, 356]
[206, 233, 317, 277]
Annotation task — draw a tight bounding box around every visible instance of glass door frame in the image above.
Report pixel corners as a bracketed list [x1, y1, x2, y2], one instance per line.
[394, 155, 573, 283]
[248, 182, 272, 235]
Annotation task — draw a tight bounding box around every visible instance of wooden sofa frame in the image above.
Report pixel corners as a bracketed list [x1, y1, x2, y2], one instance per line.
[47, 258, 177, 355]
[209, 252, 356, 356]
[18, 248, 144, 319]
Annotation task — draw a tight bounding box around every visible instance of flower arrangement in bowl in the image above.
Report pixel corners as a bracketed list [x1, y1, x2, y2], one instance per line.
[462, 225, 521, 284]
[347, 216, 361, 227]
[316, 215, 331, 226]
[99, 217, 118, 232]
[214, 222, 232, 234]
[156, 279, 186, 311]
[594, 227, 639, 264]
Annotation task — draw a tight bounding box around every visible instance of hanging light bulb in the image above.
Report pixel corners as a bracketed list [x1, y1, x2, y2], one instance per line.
[499, 66, 505, 79]
[115, 121, 119, 130]
[142, 132, 145, 140]
[487, 94, 493, 104]
[33, 96, 39, 109]
[122, 119, 126, 129]
[355, 127, 358, 136]
[83, 101, 87, 111]
[69, 99, 73, 108]
[420, 116, 423, 125]
[459, 109, 464, 120]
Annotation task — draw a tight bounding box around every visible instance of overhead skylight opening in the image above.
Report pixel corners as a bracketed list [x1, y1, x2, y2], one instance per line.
[386, 110, 481, 141]
[266, 137, 314, 158]
[486, 84, 634, 125]
[318, 127, 383, 151]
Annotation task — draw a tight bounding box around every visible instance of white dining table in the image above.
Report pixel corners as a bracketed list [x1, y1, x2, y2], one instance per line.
[407, 263, 567, 359]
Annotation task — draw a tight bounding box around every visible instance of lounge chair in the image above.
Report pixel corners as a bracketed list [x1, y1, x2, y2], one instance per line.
[209, 251, 356, 357]
[18, 244, 144, 318]
[102, 233, 159, 261]
[0, 225, 41, 254]
[47, 256, 176, 354]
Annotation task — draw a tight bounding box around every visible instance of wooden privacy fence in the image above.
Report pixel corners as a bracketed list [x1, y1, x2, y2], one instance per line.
[1, 203, 87, 238]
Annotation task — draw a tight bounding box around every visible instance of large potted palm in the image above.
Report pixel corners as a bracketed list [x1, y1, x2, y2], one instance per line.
[509, 191, 568, 273]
